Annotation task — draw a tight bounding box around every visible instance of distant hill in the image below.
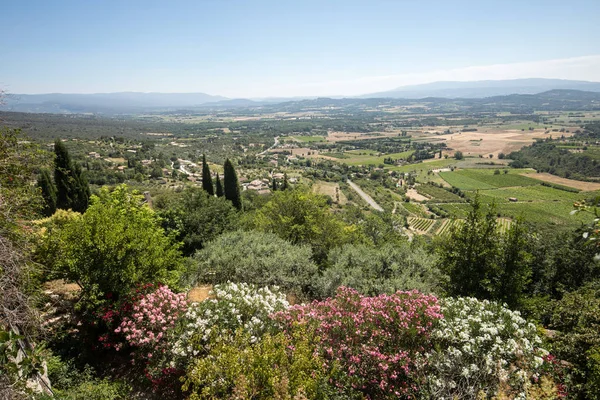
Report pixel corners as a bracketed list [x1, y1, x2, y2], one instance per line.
[1, 92, 227, 114]
[360, 79, 600, 99]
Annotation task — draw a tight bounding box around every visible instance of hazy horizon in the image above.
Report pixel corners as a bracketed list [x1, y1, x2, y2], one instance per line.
[2, 0, 600, 98]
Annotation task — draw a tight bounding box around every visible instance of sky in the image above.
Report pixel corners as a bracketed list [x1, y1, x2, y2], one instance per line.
[1, 0, 600, 98]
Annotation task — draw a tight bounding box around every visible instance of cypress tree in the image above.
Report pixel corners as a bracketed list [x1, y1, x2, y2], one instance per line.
[223, 158, 242, 210]
[215, 174, 224, 197]
[54, 140, 74, 210]
[71, 163, 91, 213]
[202, 154, 214, 196]
[272, 177, 278, 191]
[281, 173, 289, 191]
[54, 140, 90, 212]
[37, 168, 57, 216]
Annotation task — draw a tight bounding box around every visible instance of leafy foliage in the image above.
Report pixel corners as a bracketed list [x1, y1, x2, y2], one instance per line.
[54, 139, 90, 213]
[188, 230, 318, 296]
[274, 287, 443, 399]
[251, 189, 361, 263]
[316, 242, 441, 298]
[183, 328, 339, 400]
[223, 158, 242, 210]
[155, 187, 238, 256]
[35, 185, 183, 305]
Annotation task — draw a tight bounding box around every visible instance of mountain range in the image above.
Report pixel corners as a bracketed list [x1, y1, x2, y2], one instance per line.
[3, 78, 600, 114]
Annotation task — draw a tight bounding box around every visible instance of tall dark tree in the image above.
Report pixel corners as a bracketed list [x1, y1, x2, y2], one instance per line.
[272, 177, 278, 191]
[37, 168, 57, 217]
[281, 173, 289, 191]
[223, 158, 242, 210]
[202, 154, 214, 196]
[215, 174, 224, 197]
[54, 140, 73, 210]
[71, 163, 91, 213]
[54, 140, 90, 212]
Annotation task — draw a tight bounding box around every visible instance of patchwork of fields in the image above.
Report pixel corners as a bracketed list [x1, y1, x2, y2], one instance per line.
[431, 168, 600, 229]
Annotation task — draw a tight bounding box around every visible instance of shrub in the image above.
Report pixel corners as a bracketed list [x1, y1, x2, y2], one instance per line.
[182, 327, 345, 400]
[35, 185, 183, 306]
[274, 287, 442, 398]
[315, 243, 441, 298]
[421, 297, 549, 399]
[188, 231, 318, 297]
[172, 283, 289, 366]
[99, 284, 188, 388]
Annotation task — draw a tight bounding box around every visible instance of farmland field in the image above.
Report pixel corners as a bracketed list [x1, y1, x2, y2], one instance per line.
[290, 135, 325, 143]
[416, 184, 465, 202]
[439, 169, 540, 190]
[407, 217, 435, 233]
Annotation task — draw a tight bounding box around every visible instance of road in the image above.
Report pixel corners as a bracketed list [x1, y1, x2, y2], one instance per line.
[259, 136, 279, 155]
[347, 180, 384, 212]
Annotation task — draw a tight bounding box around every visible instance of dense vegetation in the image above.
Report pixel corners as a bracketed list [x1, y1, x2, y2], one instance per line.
[3, 98, 600, 399]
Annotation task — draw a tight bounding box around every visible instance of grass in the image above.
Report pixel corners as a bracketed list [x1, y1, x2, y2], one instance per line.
[290, 135, 325, 143]
[439, 169, 541, 190]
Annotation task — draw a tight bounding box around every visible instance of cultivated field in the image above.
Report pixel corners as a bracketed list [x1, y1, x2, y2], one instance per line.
[312, 180, 347, 204]
[520, 172, 600, 191]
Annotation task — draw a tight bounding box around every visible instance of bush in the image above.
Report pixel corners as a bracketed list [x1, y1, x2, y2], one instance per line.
[549, 283, 600, 398]
[35, 185, 183, 306]
[182, 327, 344, 400]
[172, 283, 289, 366]
[188, 230, 318, 297]
[421, 296, 549, 399]
[99, 284, 188, 386]
[315, 243, 441, 298]
[274, 287, 442, 398]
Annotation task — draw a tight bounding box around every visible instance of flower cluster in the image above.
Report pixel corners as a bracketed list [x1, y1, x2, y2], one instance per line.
[274, 287, 443, 398]
[422, 297, 548, 399]
[172, 282, 289, 362]
[114, 284, 188, 356]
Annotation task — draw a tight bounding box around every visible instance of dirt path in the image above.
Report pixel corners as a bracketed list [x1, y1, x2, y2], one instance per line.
[347, 180, 384, 211]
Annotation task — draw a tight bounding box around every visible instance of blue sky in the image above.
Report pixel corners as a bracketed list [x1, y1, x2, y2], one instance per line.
[1, 0, 599, 97]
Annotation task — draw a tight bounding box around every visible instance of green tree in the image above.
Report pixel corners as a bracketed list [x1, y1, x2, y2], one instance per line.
[454, 151, 464, 160]
[272, 177, 278, 191]
[252, 188, 360, 263]
[497, 218, 533, 308]
[202, 154, 214, 196]
[53, 140, 90, 213]
[35, 185, 183, 304]
[37, 168, 57, 217]
[223, 158, 242, 210]
[189, 230, 318, 296]
[155, 187, 238, 256]
[215, 174, 224, 197]
[281, 173, 290, 191]
[438, 196, 500, 299]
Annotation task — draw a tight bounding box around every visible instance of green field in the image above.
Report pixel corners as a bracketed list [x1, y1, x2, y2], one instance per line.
[439, 169, 540, 190]
[291, 135, 325, 143]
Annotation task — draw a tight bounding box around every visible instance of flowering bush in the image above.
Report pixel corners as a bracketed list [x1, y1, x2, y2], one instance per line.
[172, 283, 289, 364]
[274, 287, 443, 399]
[99, 283, 188, 389]
[421, 297, 549, 399]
